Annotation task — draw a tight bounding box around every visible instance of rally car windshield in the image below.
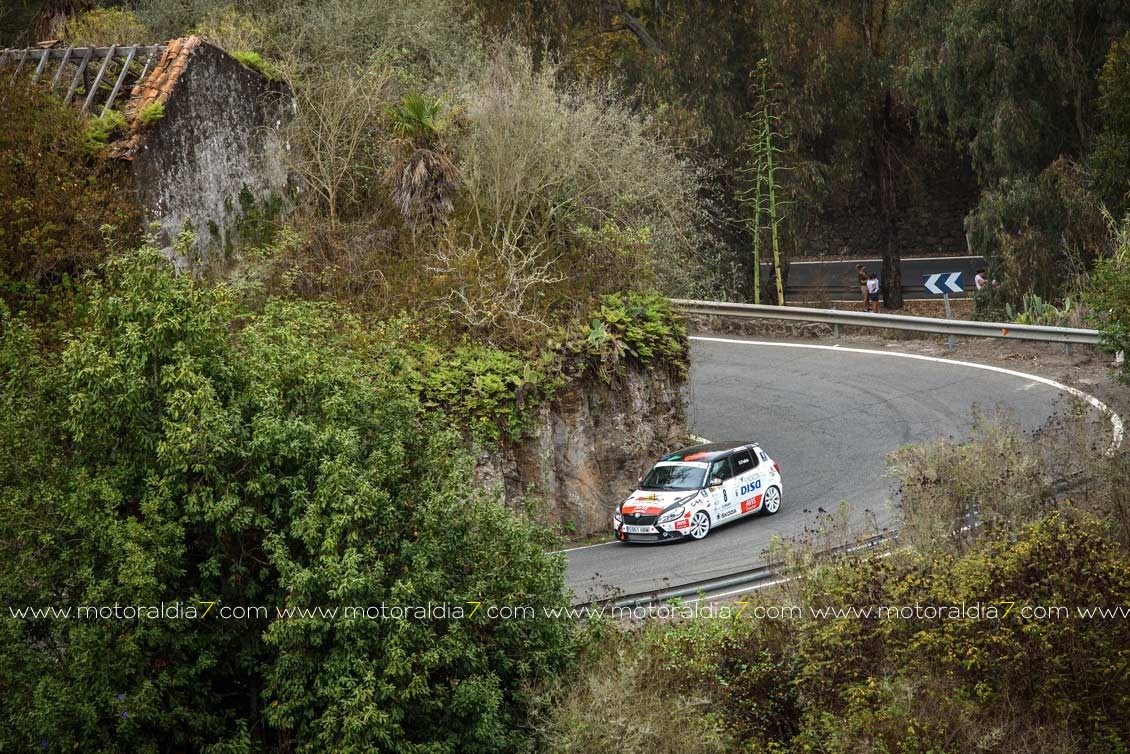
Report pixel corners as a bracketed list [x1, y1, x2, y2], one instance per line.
[639, 463, 707, 491]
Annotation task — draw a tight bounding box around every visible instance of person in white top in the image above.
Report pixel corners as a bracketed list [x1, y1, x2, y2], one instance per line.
[975, 269, 987, 291]
[866, 273, 880, 313]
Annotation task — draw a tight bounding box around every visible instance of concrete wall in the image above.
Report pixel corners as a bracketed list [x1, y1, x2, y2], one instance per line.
[128, 40, 292, 271]
[475, 364, 688, 538]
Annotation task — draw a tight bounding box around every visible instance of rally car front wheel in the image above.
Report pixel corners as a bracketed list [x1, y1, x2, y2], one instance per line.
[688, 510, 711, 540]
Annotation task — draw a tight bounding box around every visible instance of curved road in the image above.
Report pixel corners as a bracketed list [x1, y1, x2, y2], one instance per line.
[564, 336, 1102, 603]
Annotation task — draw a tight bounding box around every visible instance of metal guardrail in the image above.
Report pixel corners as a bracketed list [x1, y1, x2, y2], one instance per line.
[673, 298, 1100, 346]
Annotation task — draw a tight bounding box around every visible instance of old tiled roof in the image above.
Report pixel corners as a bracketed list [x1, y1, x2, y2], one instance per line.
[116, 35, 201, 152]
[127, 35, 199, 118]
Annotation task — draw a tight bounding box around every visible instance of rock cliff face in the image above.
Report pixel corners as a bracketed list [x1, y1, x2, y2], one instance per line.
[474, 363, 687, 538]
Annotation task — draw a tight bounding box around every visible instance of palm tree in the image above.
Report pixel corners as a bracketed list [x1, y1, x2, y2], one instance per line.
[385, 93, 458, 231]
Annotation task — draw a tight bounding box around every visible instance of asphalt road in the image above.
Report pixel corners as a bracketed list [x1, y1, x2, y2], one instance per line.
[563, 336, 1082, 602]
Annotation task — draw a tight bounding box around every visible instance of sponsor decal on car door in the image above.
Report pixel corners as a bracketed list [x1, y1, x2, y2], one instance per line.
[732, 449, 763, 516]
[707, 457, 739, 522]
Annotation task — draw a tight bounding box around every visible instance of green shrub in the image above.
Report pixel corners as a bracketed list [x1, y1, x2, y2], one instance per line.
[137, 101, 166, 125]
[61, 7, 150, 46]
[562, 291, 690, 381]
[231, 50, 282, 81]
[412, 341, 544, 444]
[81, 109, 128, 153]
[636, 509, 1130, 753]
[1003, 292, 1083, 326]
[1086, 217, 1130, 382]
[0, 249, 575, 751]
[406, 292, 687, 445]
[659, 609, 800, 747]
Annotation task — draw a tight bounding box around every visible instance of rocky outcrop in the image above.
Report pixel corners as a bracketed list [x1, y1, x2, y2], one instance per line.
[474, 364, 687, 538]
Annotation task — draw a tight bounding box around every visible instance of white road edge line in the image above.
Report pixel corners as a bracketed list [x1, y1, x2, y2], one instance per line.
[690, 335, 1125, 455]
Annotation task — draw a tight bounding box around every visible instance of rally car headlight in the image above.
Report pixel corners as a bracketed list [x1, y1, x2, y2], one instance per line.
[657, 506, 684, 524]
[613, 510, 623, 523]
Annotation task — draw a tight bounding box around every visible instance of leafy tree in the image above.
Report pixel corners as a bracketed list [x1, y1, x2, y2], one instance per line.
[900, 0, 1129, 185]
[0, 249, 574, 752]
[1092, 30, 1130, 218]
[966, 158, 1109, 309]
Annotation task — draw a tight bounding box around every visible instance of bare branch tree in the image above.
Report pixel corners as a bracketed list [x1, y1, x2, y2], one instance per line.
[281, 63, 392, 228]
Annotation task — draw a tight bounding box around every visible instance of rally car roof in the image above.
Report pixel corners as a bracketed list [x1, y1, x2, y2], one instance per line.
[660, 442, 757, 463]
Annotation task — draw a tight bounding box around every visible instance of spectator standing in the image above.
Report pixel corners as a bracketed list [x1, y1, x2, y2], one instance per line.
[975, 268, 987, 291]
[866, 273, 880, 313]
[857, 264, 869, 310]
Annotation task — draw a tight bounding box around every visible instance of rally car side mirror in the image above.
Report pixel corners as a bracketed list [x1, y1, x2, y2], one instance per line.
[709, 477, 723, 487]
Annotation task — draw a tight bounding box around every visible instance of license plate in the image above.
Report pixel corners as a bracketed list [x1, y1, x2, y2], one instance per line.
[623, 525, 655, 534]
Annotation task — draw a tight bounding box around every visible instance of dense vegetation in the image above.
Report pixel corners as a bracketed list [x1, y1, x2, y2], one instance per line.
[0, 250, 583, 751]
[0, 9, 691, 746]
[8, 0, 1130, 311]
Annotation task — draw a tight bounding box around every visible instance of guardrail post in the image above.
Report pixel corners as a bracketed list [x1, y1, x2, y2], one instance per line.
[831, 304, 839, 338]
[943, 293, 955, 351]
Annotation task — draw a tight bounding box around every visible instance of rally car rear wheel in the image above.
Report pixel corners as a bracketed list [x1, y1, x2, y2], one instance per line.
[761, 485, 781, 515]
[688, 510, 711, 540]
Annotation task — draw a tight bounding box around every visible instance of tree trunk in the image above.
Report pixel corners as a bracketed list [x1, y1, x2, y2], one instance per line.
[873, 91, 903, 310]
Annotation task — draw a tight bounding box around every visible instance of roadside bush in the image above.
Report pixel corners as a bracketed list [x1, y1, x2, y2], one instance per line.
[571, 508, 1130, 754]
[887, 413, 1051, 555]
[1086, 217, 1130, 381]
[794, 510, 1130, 753]
[532, 623, 731, 754]
[0, 249, 574, 752]
[659, 609, 800, 748]
[967, 159, 1109, 312]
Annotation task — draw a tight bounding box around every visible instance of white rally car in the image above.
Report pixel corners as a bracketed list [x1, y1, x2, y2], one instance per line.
[612, 442, 782, 543]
